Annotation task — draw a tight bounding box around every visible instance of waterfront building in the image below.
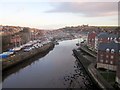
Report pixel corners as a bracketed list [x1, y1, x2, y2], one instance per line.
[115, 27, 120, 88]
[116, 55, 120, 88]
[97, 32, 119, 71]
[95, 36, 98, 52]
[87, 31, 97, 51]
[0, 26, 3, 35]
[10, 35, 22, 47]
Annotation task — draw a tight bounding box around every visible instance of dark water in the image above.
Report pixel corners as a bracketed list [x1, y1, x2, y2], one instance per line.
[2, 39, 94, 88]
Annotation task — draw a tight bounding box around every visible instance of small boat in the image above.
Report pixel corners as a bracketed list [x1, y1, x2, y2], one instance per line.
[54, 41, 59, 45]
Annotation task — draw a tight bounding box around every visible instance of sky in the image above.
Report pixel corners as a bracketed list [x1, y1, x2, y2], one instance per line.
[0, 0, 119, 29]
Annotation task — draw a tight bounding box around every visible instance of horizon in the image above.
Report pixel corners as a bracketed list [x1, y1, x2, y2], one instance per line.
[1, 24, 118, 30]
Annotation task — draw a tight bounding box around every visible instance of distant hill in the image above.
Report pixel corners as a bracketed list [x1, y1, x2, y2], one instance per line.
[1, 25, 118, 52]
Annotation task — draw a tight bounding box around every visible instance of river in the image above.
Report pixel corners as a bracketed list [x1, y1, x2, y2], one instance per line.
[2, 39, 95, 89]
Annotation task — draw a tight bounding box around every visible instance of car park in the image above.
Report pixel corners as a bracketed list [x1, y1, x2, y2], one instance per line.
[24, 47, 32, 52]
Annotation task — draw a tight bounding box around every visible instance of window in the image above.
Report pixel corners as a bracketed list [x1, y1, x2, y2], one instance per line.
[111, 55, 114, 59]
[100, 59, 103, 63]
[100, 54, 103, 57]
[106, 55, 109, 58]
[106, 60, 108, 63]
[110, 61, 113, 64]
[92, 39, 94, 41]
[106, 48, 110, 52]
[111, 49, 115, 53]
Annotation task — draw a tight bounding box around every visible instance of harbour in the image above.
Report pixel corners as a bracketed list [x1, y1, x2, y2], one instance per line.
[2, 39, 98, 89]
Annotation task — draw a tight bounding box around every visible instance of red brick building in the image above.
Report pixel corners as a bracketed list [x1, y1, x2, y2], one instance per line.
[97, 32, 119, 71]
[87, 31, 97, 50]
[10, 35, 22, 47]
[116, 52, 120, 87]
[115, 27, 120, 87]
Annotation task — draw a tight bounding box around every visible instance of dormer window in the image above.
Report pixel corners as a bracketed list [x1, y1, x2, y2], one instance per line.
[114, 38, 117, 40]
[110, 37, 113, 40]
[106, 48, 110, 52]
[111, 49, 115, 53]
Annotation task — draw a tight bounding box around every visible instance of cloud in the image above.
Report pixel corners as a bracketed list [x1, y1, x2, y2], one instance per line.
[46, 2, 118, 17]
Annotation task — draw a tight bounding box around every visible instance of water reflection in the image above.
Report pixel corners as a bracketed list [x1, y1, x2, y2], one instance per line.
[3, 45, 55, 81]
[2, 39, 96, 89]
[62, 60, 94, 89]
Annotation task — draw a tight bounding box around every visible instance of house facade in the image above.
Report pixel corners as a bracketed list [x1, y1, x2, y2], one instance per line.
[115, 28, 120, 87]
[116, 52, 120, 88]
[87, 32, 97, 51]
[97, 32, 119, 71]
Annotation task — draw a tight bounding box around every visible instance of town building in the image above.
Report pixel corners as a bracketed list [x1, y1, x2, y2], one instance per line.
[97, 32, 119, 71]
[87, 31, 97, 51]
[116, 51, 120, 88]
[10, 35, 22, 47]
[115, 27, 120, 88]
[95, 36, 98, 52]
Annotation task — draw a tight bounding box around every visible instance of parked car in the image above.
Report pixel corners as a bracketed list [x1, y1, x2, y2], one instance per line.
[12, 47, 22, 51]
[24, 47, 32, 52]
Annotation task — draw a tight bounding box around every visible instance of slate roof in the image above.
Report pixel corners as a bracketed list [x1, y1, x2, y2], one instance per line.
[97, 32, 109, 38]
[109, 33, 119, 38]
[98, 41, 120, 52]
[97, 32, 119, 38]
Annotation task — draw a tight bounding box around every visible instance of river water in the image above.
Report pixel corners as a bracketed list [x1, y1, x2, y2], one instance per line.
[2, 39, 95, 89]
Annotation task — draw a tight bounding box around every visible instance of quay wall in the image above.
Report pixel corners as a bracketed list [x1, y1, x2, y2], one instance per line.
[2, 42, 54, 70]
[73, 49, 102, 90]
[73, 49, 114, 90]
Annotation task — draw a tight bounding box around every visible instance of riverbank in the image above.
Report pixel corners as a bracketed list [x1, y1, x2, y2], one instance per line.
[73, 46, 115, 90]
[73, 49, 101, 89]
[2, 42, 54, 71]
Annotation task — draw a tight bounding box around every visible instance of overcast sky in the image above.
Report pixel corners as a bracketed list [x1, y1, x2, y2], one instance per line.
[0, 0, 118, 29]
